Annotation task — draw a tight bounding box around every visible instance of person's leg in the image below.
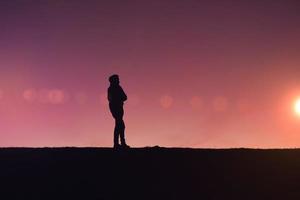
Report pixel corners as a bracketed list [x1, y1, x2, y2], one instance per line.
[113, 119, 119, 147]
[114, 117, 125, 145]
[110, 104, 128, 148]
[110, 104, 120, 147]
[117, 106, 127, 146]
[119, 118, 126, 145]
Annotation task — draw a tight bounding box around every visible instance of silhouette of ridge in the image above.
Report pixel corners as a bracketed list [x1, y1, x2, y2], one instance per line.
[0, 147, 300, 200]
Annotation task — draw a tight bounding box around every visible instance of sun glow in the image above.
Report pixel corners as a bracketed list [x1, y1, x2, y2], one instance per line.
[294, 99, 300, 116]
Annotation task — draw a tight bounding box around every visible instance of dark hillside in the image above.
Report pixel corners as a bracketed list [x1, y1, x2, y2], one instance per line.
[1, 147, 300, 200]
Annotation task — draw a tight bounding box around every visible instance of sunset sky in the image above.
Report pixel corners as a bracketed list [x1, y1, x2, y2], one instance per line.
[0, 0, 300, 148]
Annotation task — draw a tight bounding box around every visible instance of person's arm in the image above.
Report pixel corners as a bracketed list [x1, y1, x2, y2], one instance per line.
[121, 87, 127, 102]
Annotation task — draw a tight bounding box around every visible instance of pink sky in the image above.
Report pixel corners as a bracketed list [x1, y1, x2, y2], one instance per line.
[0, 1, 300, 147]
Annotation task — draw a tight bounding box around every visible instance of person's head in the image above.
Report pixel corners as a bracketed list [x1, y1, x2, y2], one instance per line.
[109, 74, 120, 85]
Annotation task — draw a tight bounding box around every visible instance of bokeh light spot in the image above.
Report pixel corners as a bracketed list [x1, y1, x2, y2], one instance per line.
[213, 96, 228, 112]
[48, 89, 66, 104]
[160, 95, 173, 109]
[23, 89, 38, 103]
[128, 94, 140, 107]
[75, 92, 88, 105]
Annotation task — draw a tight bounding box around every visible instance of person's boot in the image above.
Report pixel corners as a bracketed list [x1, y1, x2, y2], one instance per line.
[121, 142, 130, 149]
[113, 144, 121, 149]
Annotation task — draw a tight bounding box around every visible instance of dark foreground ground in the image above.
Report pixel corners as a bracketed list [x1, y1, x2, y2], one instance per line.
[1, 147, 300, 200]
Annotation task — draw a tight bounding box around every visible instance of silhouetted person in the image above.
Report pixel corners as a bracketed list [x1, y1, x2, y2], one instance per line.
[107, 74, 130, 149]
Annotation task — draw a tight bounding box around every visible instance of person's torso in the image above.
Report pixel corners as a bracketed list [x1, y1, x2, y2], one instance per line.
[108, 85, 126, 104]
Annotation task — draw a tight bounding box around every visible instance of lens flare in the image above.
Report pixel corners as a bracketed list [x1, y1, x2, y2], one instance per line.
[295, 99, 300, 116]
